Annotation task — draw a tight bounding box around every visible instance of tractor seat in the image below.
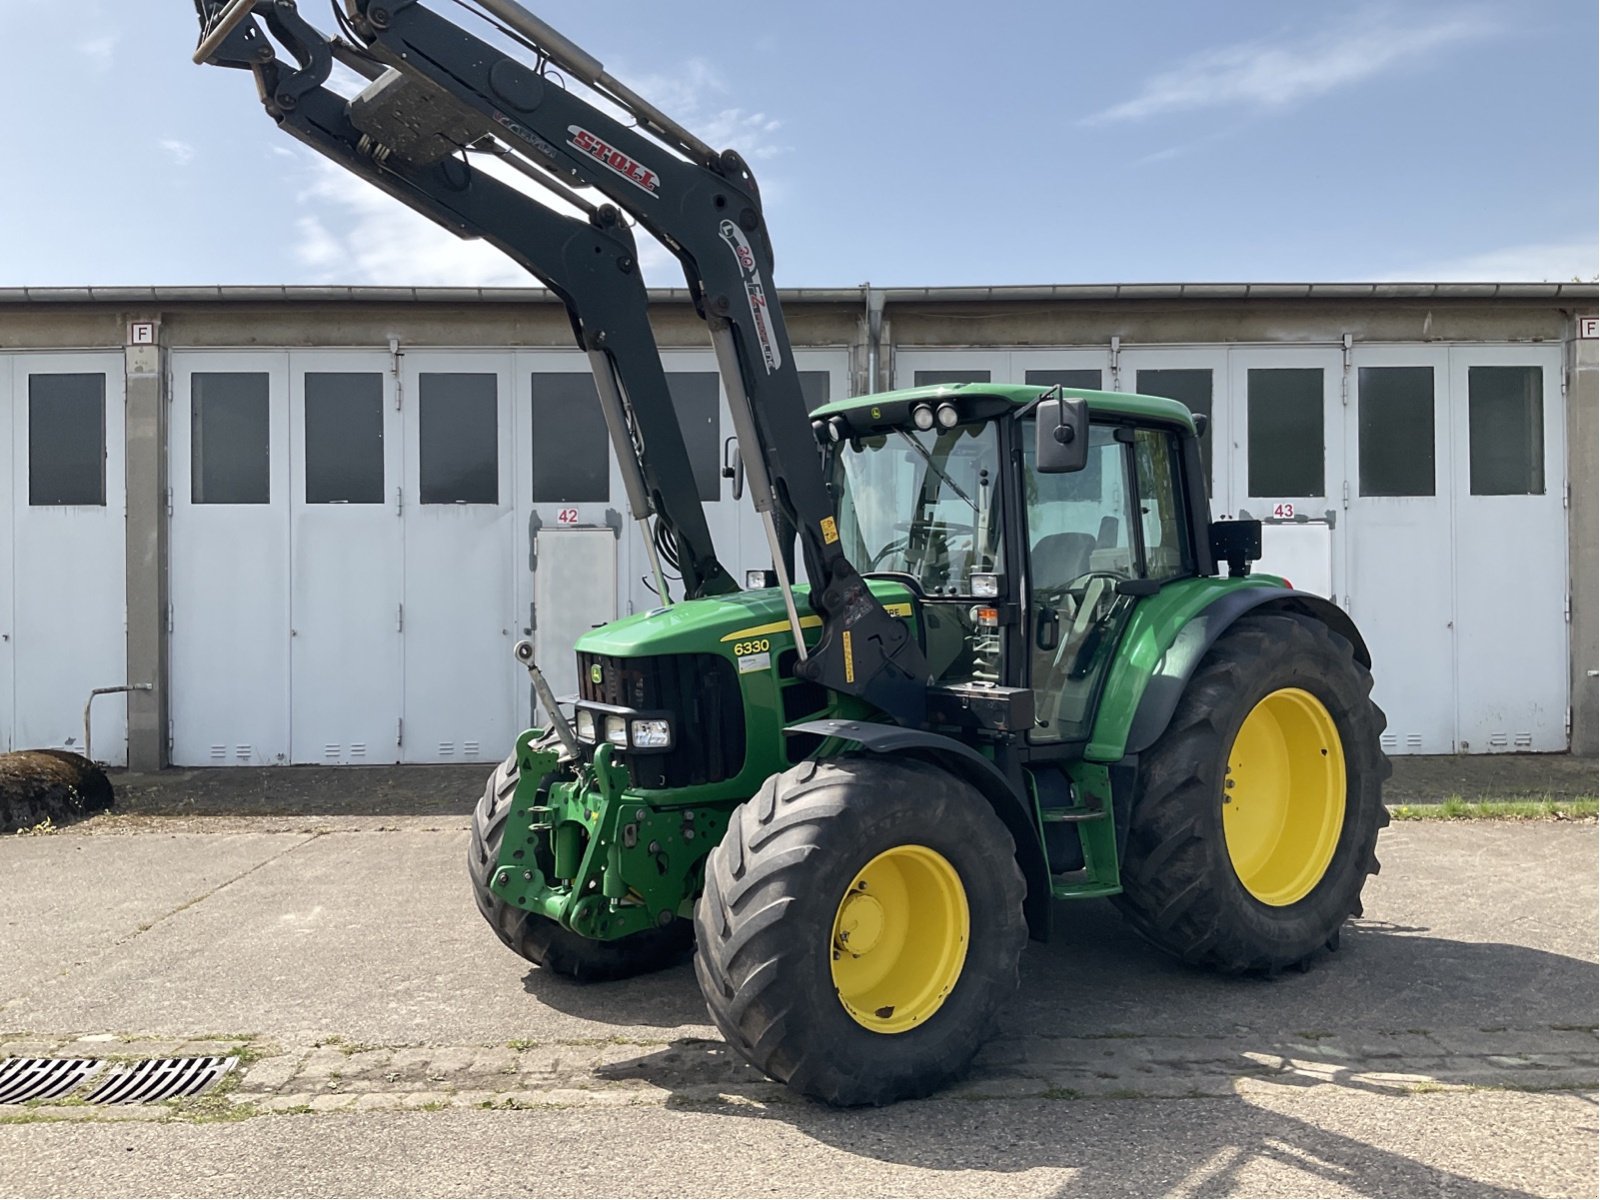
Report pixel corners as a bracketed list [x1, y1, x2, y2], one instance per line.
[1030, 531, 1095, 589]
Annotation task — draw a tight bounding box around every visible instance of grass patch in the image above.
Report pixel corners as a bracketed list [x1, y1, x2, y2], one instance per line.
[1389, 795, 1597, 822]
[505, 1038, 539, 1052]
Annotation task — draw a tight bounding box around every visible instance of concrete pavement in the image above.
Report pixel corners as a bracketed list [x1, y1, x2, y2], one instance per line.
[1, 817, 1595, 1197]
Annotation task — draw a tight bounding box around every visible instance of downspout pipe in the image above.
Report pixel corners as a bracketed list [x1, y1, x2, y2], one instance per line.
[863, 286, 886, 396]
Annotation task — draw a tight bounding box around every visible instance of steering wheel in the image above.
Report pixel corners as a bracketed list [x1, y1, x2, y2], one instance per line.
[1063, 570, 1127, 607]
[893, 520, 976, 535]
[868, 537, 910, 568]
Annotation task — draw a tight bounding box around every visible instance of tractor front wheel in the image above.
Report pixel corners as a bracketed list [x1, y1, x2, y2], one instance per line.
[694, 756, 1027, 1106]
[468, 755, 691, 982]
[1114, 610, 1390, 973]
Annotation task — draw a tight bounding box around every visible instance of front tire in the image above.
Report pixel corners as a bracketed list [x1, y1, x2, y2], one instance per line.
[468, 755, 691, 982]
[694, 757, 1027, 1106]
[1114, 611, 1390, 973]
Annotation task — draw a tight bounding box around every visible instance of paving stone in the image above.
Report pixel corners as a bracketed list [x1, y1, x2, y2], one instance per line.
[261, 1093, 316, 1112]
[308, 1093, 357, 1112]
[240, 1052, 305, 1091]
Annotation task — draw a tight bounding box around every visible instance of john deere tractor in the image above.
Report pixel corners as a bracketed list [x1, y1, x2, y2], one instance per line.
[195, 0, 1389, 1107]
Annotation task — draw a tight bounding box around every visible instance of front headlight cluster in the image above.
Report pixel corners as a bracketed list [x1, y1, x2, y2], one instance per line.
[574, 706, 674, 752]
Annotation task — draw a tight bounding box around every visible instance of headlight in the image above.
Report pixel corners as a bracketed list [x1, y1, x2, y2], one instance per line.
[936, 402, 959, 428]
[575, 709, 597, 742]
[630, 718, 672, 749]
[603, 714, 628, 746]
[969, 572, 1001, 598]
[911, 403, 935, 430]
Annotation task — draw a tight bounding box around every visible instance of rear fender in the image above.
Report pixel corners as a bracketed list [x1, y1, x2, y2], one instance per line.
[1120, 588, 1371, 757]
[787, 718, 1052, 941]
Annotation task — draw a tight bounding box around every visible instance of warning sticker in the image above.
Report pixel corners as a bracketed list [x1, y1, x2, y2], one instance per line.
[820, 516, 839, 545]
[737, 650, 771, 674]
[842, 630, 855, 684]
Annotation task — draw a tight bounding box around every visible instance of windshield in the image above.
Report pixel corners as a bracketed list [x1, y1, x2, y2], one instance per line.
[831, 421, 1004, 596]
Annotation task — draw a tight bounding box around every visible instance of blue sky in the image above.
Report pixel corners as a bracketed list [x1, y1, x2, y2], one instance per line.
[1, 0, 1594, 288]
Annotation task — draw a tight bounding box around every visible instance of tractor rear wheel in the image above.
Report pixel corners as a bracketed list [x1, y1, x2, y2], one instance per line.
[468, 755, 691, 982]
[1114, 610, 1390, 973]
[694, 756, 1027, 1106]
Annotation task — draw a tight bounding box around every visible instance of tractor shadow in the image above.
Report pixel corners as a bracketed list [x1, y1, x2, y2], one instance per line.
[578, 904, 1597, 1196]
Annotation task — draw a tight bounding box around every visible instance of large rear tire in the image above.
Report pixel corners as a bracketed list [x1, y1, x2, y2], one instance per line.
[1114, 610, 1390, 973]
[694, 756, 1027, 1106]
[468, 755, 691, 982]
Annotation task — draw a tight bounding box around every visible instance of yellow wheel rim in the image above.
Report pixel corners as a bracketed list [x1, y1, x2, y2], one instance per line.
[830, 845, 969, 1034]
[1223, 687, 1346, 907]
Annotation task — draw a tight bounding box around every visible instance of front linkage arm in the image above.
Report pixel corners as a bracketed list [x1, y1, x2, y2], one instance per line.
[192, 0, 737, 602]
[335, 0, 931, 725]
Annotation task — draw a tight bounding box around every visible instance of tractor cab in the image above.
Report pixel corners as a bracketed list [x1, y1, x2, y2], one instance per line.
[817, 383, 1209, 745]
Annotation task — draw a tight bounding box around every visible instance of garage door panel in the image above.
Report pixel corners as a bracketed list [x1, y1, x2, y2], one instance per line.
[0, 359, 13, 753]
[401, 355, 516, 764]
[1449, 346, 1566, 751]
[289, 355, 403, 764]
[9, 354, 127, 763]
[1346, 348, 1455, 755]
[170, 354, 290, 766]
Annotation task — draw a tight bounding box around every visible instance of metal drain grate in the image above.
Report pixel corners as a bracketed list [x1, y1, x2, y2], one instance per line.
[83, 1056, 238, 1105]
[0, 1058, 105, 1105]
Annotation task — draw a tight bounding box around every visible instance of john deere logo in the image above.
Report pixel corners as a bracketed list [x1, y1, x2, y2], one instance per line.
[590, 664, 603, 684]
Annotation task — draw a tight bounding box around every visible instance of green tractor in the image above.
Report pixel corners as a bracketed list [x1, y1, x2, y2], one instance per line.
[193, 0, 1389, 1108]
[468, 384, 1389, 1106]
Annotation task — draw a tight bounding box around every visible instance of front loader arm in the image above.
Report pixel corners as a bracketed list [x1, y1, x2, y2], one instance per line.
[192, 0, 736, 601]
[334, 0, 931, 725]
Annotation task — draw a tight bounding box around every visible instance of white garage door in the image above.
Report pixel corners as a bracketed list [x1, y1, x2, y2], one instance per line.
[171, 349, 515, 765]
[1, 353, 127, 763]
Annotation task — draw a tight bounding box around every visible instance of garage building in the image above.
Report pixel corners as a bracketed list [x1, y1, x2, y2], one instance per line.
[1, 282, 1593, 769]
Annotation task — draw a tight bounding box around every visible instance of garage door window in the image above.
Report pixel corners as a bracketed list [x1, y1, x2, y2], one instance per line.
[305, 372, 384, 504]
[1358, 366, 1434, 497]
[1247, 368, 1323, 497]
[28, 373, 106, 506]
[193, 372, 270, 504]
[531, 373, 608, 503]
[1025, 368, 1102, 390]
[1468, 366, 1544, 495]
[798, 370, 831, 421]
[914, 369, 990, 386]
[419, 373, 498, 504]
[1137, 368, 1213, 481]
[667, 372, 721, 502]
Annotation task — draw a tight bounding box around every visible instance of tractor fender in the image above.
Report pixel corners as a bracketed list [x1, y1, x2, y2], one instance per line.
[1122, 588, 1371, 757]
[787, 718, 1052, 941]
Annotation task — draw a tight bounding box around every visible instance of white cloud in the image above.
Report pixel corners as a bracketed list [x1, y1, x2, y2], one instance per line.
[291, 156, 532, 287]
[1084, 8, 1497, 124]
[77, 32, 117, 71]
[1375, 236, 1599, 283]
[278, 50, 786, 289]
[575, 57, 788, 164]
[159, 138, 196, 167]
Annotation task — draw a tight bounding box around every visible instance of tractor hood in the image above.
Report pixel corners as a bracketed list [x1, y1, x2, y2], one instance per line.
[573, 578, 919, 660]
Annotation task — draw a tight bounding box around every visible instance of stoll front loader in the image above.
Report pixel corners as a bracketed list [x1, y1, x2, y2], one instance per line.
[194, 0, 1390, 1106]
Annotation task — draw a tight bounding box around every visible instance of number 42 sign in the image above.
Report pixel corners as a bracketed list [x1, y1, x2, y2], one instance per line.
[556, 507, 580, 525]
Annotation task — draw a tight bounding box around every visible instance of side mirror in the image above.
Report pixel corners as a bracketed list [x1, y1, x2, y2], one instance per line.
[721, 435, 745, 501]
[1035, 396, 1089, 474]
[1192, 412, 1209, 438]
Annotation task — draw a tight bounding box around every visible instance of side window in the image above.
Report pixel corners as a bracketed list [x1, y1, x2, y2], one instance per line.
[1133, 429, 1189, 580]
